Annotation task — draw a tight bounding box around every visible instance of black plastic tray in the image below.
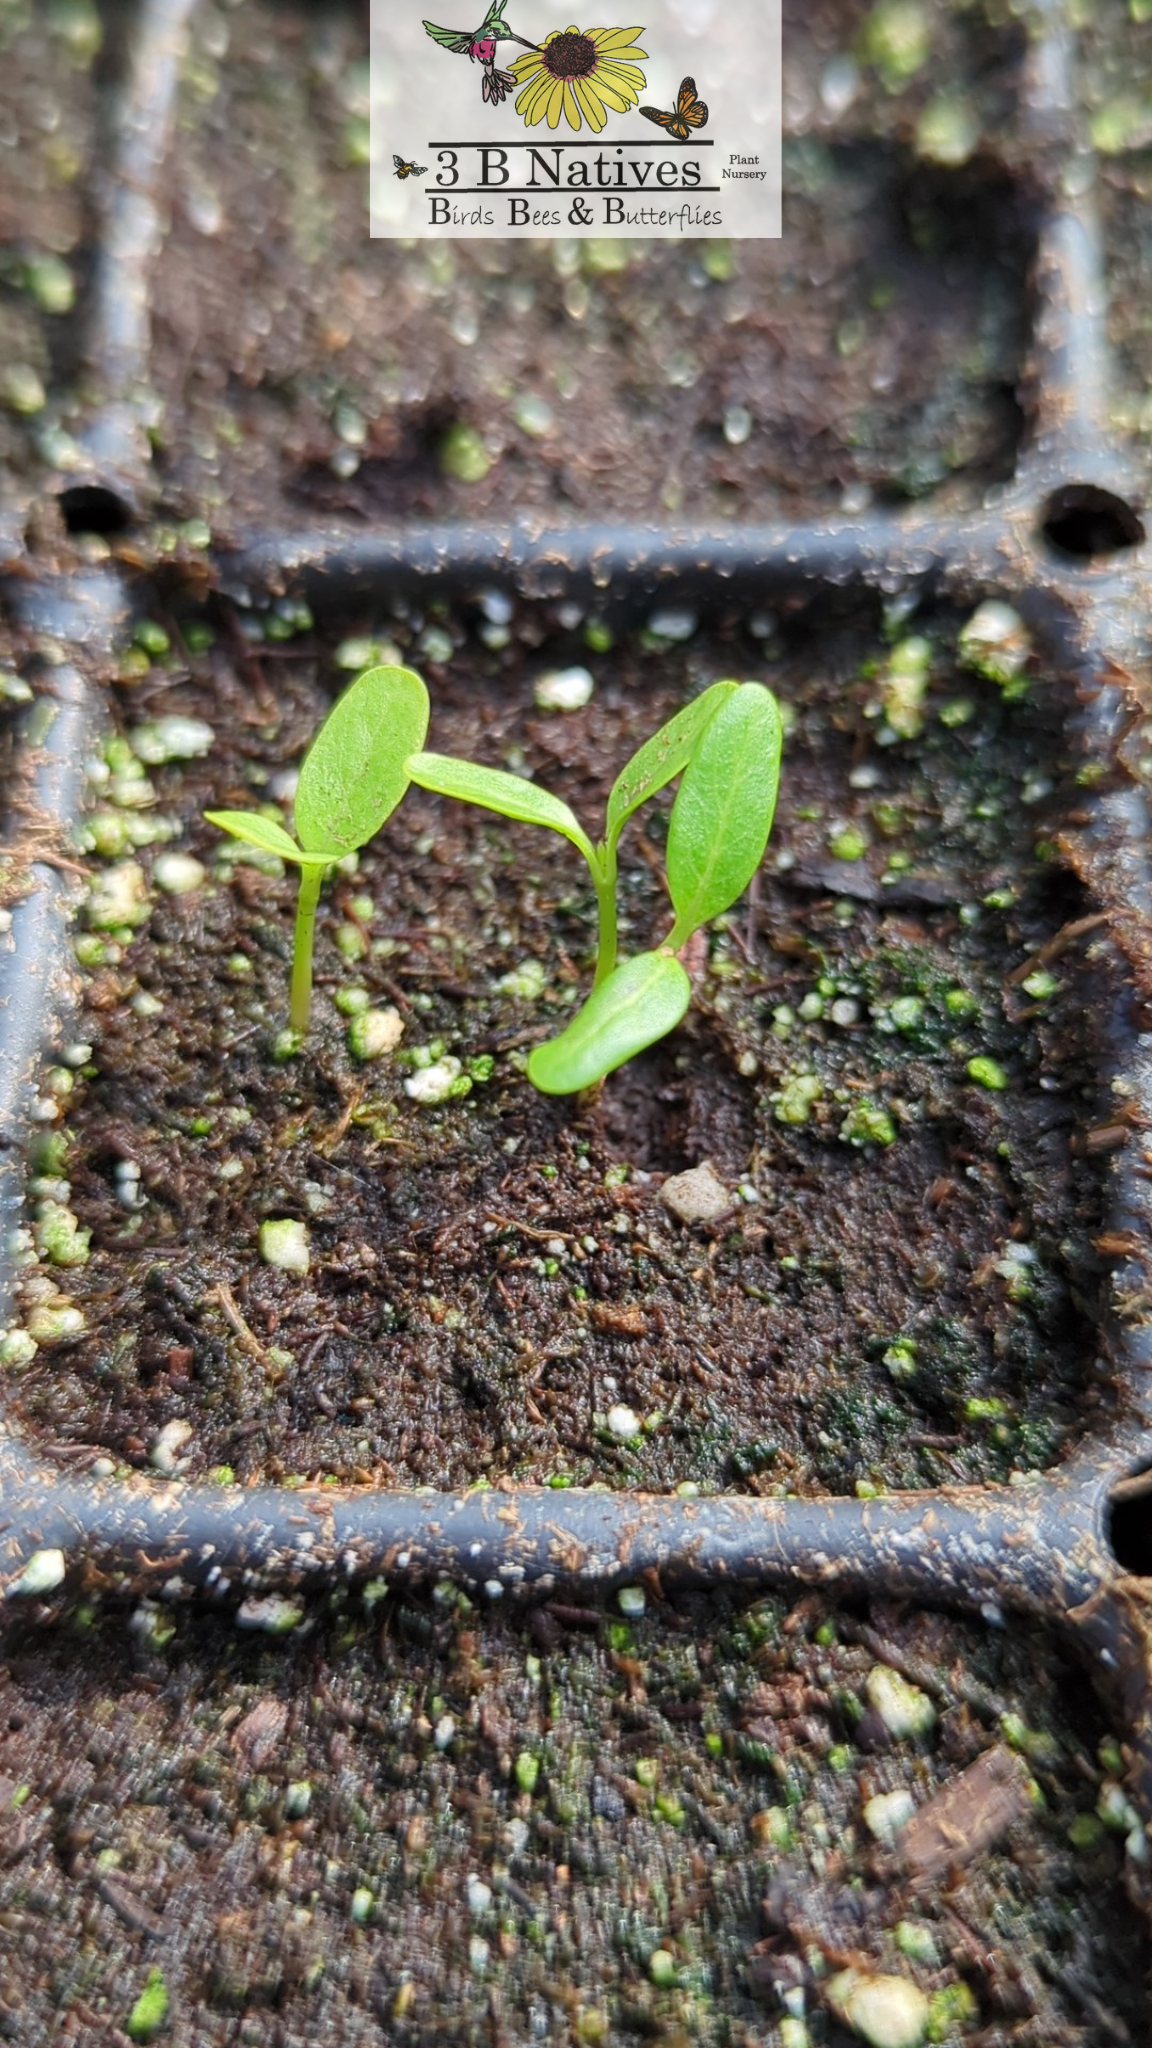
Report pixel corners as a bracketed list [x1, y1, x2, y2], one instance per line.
[3, 0, 1152, 1821]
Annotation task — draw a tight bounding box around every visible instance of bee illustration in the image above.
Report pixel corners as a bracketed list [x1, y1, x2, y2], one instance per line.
[639, 76, 708, 141]
[393, 153, 430, 179]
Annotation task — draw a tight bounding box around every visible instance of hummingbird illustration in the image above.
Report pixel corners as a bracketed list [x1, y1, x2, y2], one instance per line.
[423, 5, 537, 104]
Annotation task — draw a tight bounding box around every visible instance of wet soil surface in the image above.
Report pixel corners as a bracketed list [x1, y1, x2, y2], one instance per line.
[1, 1581, 1147, 2048]
[132, 0, 1034, 531]
[13, 593, 1118, 1497]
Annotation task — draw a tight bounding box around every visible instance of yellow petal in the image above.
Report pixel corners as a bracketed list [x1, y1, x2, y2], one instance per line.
[589, 26, 647, 50]
[573, 76, 607, 130]
[511, 51, 543, 79]
[544, 79, 567, 128]
[561, 78, 584, 129]
[520, 70, 556, 121]
[594, 61, 639, 96]
[591, 77, 631, 112]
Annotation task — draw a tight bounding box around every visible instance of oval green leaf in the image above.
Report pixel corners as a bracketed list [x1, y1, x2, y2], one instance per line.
[204, 810, 317, 864]
[666, 683, 782, 944]
[527, 951, 691, 1095]
[409, 752, 596, 866]
[294, 665, 430, 858]
[605, 680, 737, 851]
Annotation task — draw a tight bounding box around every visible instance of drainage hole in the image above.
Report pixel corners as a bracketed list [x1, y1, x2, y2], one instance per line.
[58, 484, 133, 537]
[1108, 1469, 1152, 1575]
[1040, 483, 1144, 560]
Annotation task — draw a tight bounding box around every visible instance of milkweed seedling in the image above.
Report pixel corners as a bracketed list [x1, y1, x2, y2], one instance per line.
[206, 665, 429, 1035]
[409, 680, 782, 1092]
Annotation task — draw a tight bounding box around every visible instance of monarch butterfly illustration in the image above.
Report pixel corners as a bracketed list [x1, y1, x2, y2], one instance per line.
[393, 153, 430, 179]
[639, 76, 708, 141]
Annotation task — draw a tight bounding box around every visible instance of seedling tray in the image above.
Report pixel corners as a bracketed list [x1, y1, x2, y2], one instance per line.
[3, 0, 1152, 1924]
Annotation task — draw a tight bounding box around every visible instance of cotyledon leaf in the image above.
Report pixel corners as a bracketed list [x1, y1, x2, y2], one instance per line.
[203, 810, 327, 866]
[408, 752, 597, 865]
[527, 951, 691, 1095]
[666, 683, 782, 943]
[294, 665, 430, 857]
[605, 679, 737, 851]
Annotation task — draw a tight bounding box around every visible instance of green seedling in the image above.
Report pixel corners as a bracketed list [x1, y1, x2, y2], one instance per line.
[206, 666, 428, 1033]
[409, 680, 782, 1091]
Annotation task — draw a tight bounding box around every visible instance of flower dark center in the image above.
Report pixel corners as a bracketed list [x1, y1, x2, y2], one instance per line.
[543, 32, 597, 80]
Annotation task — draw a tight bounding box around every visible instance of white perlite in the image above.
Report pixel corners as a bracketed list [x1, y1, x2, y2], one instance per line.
[150, 1417, 194, 1475]
[8, 1548, 67, 1598]
[404, 1056, 463, 1105]
[84, 860, 151, 930]
[348, 1006, 404, 1060]
[259, 1217, 310, 1274]
[863, 1788, 917, 1845]
[865, 1664, 937, 1740]
[533, 666, 594, 712]
[129, 716, 216, 764]
[647, 607, 698, 642]
[236, 1594, 305, 1633]
[826, 1971, 929, 2048]
[496, 959, 546, 1001]
[957, 600, 1031, 688]
[606, 1403, 641, 1441]
[660, 1160, 732, 1228]
[153, 852, 206, 895]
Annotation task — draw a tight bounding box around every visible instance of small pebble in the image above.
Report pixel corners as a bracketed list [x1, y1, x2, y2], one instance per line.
[606, 1403, 641, 1440]
[467, 1875, 493, 1916]
[660, 1160, 731, 1227]
[618, 1585, 646, 1617]
[434, 1714, 456, 1750]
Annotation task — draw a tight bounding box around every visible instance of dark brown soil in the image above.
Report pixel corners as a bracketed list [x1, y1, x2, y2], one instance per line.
[1, 1581, 1146, 2047]
[13, 591, 1117, 1498]
[135, 0, 1034, 532]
